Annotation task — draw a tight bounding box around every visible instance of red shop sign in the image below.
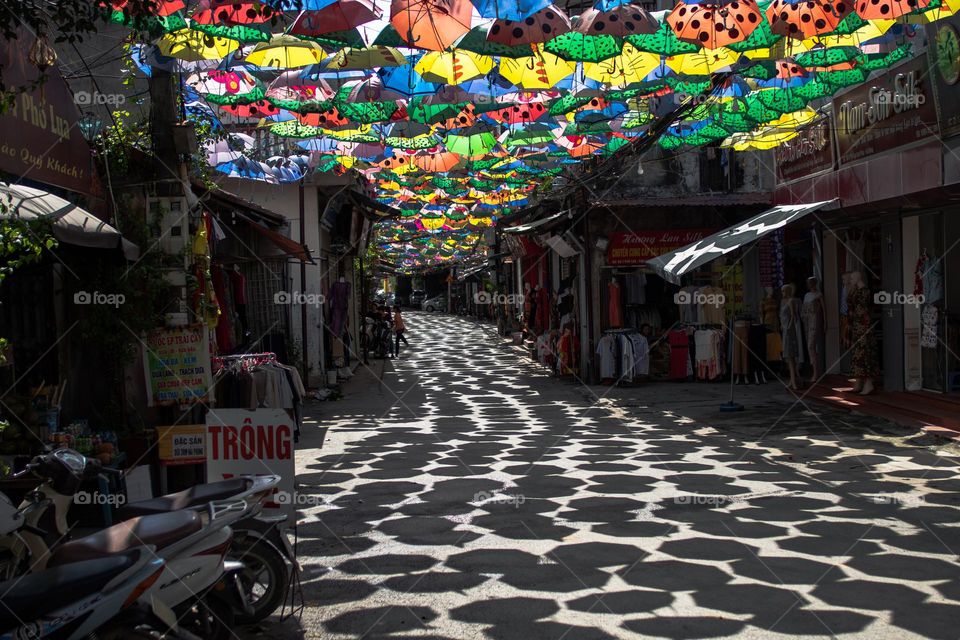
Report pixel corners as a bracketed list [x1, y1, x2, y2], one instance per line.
[607, 229, 713, 266]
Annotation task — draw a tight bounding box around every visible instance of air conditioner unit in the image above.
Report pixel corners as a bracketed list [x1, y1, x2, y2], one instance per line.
[544, 234, 578, 258]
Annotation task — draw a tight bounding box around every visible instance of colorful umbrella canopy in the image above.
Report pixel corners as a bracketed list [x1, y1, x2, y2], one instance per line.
[246, 35, 325, 68]
[190, 0, 277, 24]
[667, 0, 765, 48]
[575, 4, 658, 36]
[390, 0, 475, 51]
[290, 1, 381, 35]
[414, 50, 495, 84]
[487, 5, 572, 45]
[856, 0, 932, 19]
[470, 0, 551, 20]
[498, 46, 576, 89]
[766, 0, 852, 38]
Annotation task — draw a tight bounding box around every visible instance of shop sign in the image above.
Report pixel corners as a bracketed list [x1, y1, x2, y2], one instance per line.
[775, 112, 835, 183]
[834, 54, 938, 165]
[928, 17, 960, 137]
[155, 424, 206, 465]
[607, 229, 713, 266]
[205, 408, 296, 523]
[0, 32, 96, 195]
[142, 325, 212, 407]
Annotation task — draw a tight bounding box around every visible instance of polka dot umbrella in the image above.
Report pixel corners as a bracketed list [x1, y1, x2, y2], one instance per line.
[487, 5, 572, 45]
[666, 0, 765, 48]
[856, 0, 932, 19]
[190, 0, 278, 24]
[765, 0, 853, 38]
[575, 3, 659, 36]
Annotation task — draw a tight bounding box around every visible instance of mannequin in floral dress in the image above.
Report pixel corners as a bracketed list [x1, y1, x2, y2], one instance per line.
[848, 271, 878, 395]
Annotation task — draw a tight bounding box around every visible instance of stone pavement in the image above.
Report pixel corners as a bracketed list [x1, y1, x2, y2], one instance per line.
[264, 311, 960, 640]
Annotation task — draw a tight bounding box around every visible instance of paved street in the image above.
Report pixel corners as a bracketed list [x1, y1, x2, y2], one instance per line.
[285, 312, 960, 640]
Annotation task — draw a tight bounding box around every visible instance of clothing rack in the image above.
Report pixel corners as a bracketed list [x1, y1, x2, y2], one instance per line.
[212, 352, 277, 372]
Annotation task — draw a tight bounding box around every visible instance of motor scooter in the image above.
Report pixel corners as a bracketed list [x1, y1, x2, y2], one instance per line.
[0, 546, 192, 640]
[0, 450, 277, 638]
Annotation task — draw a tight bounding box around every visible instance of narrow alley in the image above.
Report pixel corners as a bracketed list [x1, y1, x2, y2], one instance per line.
[290, 312, 960, 640]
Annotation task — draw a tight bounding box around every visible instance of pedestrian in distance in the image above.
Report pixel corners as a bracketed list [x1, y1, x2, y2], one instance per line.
[394, 304, 409, 355]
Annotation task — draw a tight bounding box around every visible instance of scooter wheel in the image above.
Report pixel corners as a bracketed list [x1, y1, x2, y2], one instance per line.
[229, 538, 290, 624]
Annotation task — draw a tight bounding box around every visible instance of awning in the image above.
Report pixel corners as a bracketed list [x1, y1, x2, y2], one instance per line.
[234, 212, 313, 263]
[348, 190, 401, 219]
[502, 209, 569, 235]
[647, 200, 837, 284]
[457, 263, 488, 280]
[1, 182, 139, 260]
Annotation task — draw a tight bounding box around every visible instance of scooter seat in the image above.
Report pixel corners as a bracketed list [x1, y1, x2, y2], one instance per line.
[116, 478, 249, 518]
[48, 510, 202, 567]
[0, 551, 140, 632]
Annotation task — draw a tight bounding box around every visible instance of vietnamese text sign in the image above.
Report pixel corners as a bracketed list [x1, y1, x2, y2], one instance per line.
[205, 408, 296, 524]
[142, 325, 211, 406]
[156, 424, 206, 465]
[834, 54, 939, 164]
[775, 112, 835, 183]
[607, 229, 713, 266]
[0, 32, 96, 195]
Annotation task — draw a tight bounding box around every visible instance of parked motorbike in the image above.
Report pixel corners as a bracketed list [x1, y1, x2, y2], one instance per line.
[0, 449, 279, 638]
[0, 546, 193, 640]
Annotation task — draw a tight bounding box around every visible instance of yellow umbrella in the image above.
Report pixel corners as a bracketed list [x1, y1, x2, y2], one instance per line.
[767, 108, 818, 130]
[246, 35, 325, 68]
[157, 29, 239, 61]
[414, 50, 495, 85]
[666, 47, 740, 75]
[498, 45, 576, 90]
[583, 42, 659, 87]
[723, 128, 798, 151]
[328, 46, 409, 70]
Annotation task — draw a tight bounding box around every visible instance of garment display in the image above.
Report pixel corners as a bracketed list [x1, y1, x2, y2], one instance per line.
[628, 333, 650, 377]
[536, 286, 550, 332]
[626, 307, 662, 331]
[694, 329, 725, 380]
[802, 291, 824, 352]
[766, 331, 782, 362]
[624, 273, 647, 304]
[557, 329, 579, 375]
[915, 252, 943, 303]
[698, 286, 726, 325]
[845, 231, 866, 273]
[761, 295, 778, 329]
[668, 330, 692, 380]
[732, 320, 750, 375]
[608, 280, 623, 328]
[596, 334, 617, 379]
[678, 286, 699, 323]
[848, 286, 879, 377]
[211, 265, 234, 352]
[780, 298, 801, 360]
[329, 280, 351, 337]
[921, 304, 939, 349]
[229, 267, 248, 333]
[212, 353, 305, 440]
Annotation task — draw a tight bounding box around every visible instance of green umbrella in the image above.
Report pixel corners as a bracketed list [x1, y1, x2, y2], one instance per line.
[822, 11, 868, 36]
[740, 61, 779, 80]
[327, 130, 379, 143]
[270, 121, 322, 138]
[544, 32, 623, 63]
[548, 93, 599, 116]
[454, 25, 533, 58]
[601, 137, 630, 155]
[445, 132, 497, 156]
[109, 10, 186, 35]
[727, 7, 781, 54]
[336, 100, 399, 124]
[191, 21, 270, 43]
[206, 86, 266, 106]
[564, 121, 612, 135]
[755, 88, 809, 115]
[408, 99, 467, 124]
[861, 44, 912, 72]
[504, 124, 556, 147]
[795, 46, 863, 69]
[385, 134, 441, 150]
[626, 22, 698, 56]
[622, 111, 654, 129]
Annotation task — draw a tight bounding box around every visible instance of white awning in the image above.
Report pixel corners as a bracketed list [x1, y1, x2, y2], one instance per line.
[502, 209, 569, 235]
[0, 183, 139, 260]
[647, 200, 837, 284]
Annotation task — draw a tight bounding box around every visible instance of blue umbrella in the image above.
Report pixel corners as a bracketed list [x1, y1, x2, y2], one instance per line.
[470, 0, 552, 20]
[379, 57, 442, 98]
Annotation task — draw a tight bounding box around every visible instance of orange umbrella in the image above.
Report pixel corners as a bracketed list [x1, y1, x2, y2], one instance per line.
[413, 151, 463, 171]
[855, 0, 931, 19]
[390, 0, 474, 51]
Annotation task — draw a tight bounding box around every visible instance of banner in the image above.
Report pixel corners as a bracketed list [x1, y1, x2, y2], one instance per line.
[205, 408, 296, 523]
[607, 229, 713, 266]
[0, 32, 98, 195]
[142, 325, 211, 406]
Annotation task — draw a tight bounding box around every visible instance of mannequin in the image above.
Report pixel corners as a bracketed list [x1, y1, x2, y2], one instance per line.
[761, 286, 778, 329]
[780, 283, 801, 390]
[848, 270, 878, 395]
[803, 276, 825, 382]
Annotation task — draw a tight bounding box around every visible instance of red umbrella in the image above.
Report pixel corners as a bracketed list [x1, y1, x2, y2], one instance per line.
[110, 0, 184, 15]
[667, 0, 763, 48]
[191, 0, 276, 24]
[220, 100, 281, 118]
[855, 0, 931, 19]
[775, 58, 808, 78]
[297, 108, 352, 128]
[487, 5, 571, 46]
[391, 0, 474, 51]
[485, 101, 550, 124]
[290, 1, 381, 36]
[766, 0, 851, 39]
[575, 4, 658, 37]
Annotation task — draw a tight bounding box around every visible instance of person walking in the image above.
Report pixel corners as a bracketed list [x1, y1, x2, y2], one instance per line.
[394, 304, 409, 355]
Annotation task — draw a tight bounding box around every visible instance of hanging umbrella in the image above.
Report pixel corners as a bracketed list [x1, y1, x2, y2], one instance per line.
[390, 0, 474, 51]
[766, 0, 852, 39]
[487, 6, 572, 46]
[498, 46, 576, 89]
[413, 151, 465, 171]
[445, 131, 498, 156]
[454, 24, 535, 57]
[220, 99, 282, 118]
[290, 1, 381, 36]
[543, 31, 623, 62]
[186, 68, 260, 95]
[327, 46, 409, 69]
[855, 0, 931, 19]
[190, 0, 277, 24]
[485, 101, 551, 124]
[157, 29, 240, 61]
[216, 156, 279, 183]
[470, 0, 551, 20]
[626, 20, 700, 55]
[379, 56, 444, 97]
[665, 47, 740, 74]
[666, 0, 764, 48]
[583, 41, 660, 86]
[112, 0, 185, 16]
[575, 3, 658, 36]
[246, 35, 326, 68]
[414, 50, 495, 84]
